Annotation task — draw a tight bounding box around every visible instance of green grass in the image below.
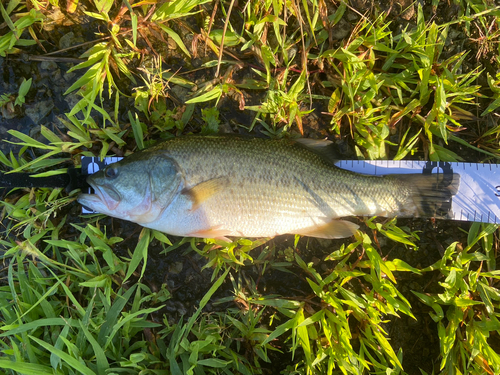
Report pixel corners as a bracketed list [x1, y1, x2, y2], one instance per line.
[1, 0, 500, 374]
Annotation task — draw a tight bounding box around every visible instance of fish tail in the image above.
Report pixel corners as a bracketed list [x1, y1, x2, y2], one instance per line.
[390, 173, 460, 219]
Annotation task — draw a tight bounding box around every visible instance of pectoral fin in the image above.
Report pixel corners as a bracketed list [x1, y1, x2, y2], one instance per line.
[294, 219, 359, 239]
[183, 177, 229, 210]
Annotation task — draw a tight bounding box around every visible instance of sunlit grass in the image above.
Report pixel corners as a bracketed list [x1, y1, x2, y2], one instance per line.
[1, 0, 500, 374]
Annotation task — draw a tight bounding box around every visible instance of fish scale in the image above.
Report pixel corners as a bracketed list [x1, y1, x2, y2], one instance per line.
[78, 136, 460, 239]
[160, 137, 351, 235]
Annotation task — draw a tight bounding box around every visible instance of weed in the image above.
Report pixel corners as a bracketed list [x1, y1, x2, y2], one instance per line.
[414, 223, 500, 374]
[1, 0, 500, 374]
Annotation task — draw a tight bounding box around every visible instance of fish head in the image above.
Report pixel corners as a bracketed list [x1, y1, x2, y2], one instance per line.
[78, 154, 182, 224]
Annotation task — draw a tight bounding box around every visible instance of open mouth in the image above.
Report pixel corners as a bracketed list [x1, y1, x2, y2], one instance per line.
[77, 191, 103, 212]
[78, 183, 120, 212]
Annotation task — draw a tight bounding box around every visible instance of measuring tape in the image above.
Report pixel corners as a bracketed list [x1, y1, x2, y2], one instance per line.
[81, 157, 500, 224]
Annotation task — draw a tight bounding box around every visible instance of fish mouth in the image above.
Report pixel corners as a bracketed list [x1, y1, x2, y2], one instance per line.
[77, 192, 104, 212]
[78, 183, 121, 212]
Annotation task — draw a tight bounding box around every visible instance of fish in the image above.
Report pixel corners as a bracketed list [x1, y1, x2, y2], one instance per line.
[77, 136, 460, 240]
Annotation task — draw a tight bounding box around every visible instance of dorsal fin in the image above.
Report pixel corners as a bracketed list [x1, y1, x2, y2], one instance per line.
[294, 138, 338, 163]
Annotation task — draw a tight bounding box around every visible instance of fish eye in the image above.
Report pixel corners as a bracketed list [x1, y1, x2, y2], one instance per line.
[105, 167, 118, 179]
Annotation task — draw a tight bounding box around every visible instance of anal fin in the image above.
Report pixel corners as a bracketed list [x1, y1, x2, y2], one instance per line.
[294, 219, 359, 239]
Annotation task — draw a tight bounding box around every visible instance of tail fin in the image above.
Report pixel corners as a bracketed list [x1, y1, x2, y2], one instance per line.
[389, 173, 460, 219]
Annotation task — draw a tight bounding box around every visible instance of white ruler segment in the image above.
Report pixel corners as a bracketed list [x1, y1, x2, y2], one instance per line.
[81, 157, 500, 224]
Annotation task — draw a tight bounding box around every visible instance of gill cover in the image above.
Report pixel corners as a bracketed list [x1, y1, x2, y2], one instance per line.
[80, 153, 183, 224]
[145, 154, 184, 217]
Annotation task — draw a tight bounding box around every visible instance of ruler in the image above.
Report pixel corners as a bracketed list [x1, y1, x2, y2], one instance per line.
[81, 157, 500, 224]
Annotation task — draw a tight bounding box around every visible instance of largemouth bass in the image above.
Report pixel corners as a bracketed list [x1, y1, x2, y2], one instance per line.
[78, 136, 460, 239]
